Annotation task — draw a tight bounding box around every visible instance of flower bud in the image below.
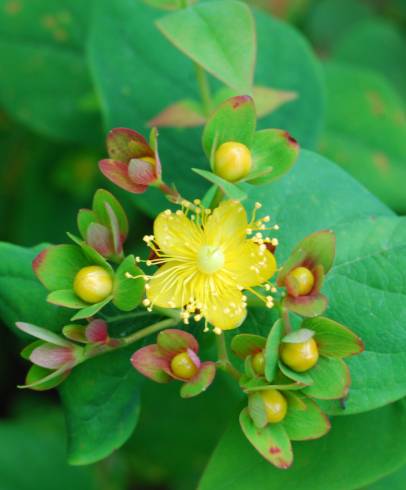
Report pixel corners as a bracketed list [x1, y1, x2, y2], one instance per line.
[261, 389, 288, 424]
[252, 351, 265, 376]
[280, 337, 319, 372]
[286, 266, 314, 296]
[214, 141, 252, 182]
[73, 265, 113, 303]
[170, 350, 199, 380]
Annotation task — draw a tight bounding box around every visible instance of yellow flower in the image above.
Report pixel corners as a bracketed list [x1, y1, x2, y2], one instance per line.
[143, 200, 277, 331]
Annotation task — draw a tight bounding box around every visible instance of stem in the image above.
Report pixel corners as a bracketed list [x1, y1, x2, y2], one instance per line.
[157, 181, 183, 204]
[215, 333, 241, 381]
[120, 318, 178, 346]
[194, 63, 212, 116]
[281, 306, 292, 334]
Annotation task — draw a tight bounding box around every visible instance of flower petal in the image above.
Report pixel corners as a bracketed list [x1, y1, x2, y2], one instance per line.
[157, 329, 199, 356]
[99, 159, 148, 194]
[147, 262, 194, 308]
[86, 319, 109, 343]
[30, 344, 75, 369]
[201, 285, 247, 330]
[180, 361, 216, 398]
[226, 240, 276, 287]
[86, 222, 114, 257]
[154, 210, 203, 257]
[204, 200, 248, 250]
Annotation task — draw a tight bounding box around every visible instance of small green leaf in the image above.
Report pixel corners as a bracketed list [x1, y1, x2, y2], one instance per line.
[192, 169, 247, 201]
[202, 95, 256, 159]
[62, 325, 88, 343]
[264, 320, 283, 383]
[156, 0, 256, 93]
[148, 99, 206, 128]
[282, 328, 315, 344]
[303, 357, 350, 400]
[112, 255, 145, 311]
[25, 365, 70, 391]
[279, 361, 313, 386]
[93, 189, 129, 239]
[240, 408, 293, 469]
[284, 293, 329, 318]
[70, 297, 112, 321]
[47, 290, 88, 309]
[303, 316, 364, 358]
[16, 322, 72, 347]
[33, 245, 88, 291]
[248, 129, 299, 185]
[66, 233, 112, 270]
[283, 394, 331, 441]
[231, 333, 266, 359]
[180, 362, 216, 398]
[77, 209, 97, 239]
[247, 392, 268, 428]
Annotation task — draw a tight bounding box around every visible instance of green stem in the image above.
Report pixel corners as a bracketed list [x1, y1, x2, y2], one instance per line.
[215, 332, 241, 381]
[119, 317, 178, 346]
[194, 63, 212, 116]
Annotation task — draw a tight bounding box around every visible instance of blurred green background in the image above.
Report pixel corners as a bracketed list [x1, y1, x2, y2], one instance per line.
[0, 0, 405, 489]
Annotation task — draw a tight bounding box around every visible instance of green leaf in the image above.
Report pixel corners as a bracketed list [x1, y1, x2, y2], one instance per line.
[202, 95, 256, 159]
[332, 17, 406, 104]
[248, 129, 299, 185]
[303, 316, 364, 358]
[70, 296, 112, 321]
[34, 244, 88, 291]
[47, 290, 88, 309]
[16, 322, 71, 347]
[303, 357, 350, 400]
[112, 255, 145, 311]
[0, 410, 97, 490]
[231, 333, 266, 359]
[278, 361, 313, 386]
[200, 399, 406, 490]
[148, 98, 206, 128]
[247, 392, 267, 429]
[192, 169, 247, 201]
[144, 0, 196, 10]
[0, 0, 101, 143]
[25, 364, 70, 391]
[59, 346, 141, 465]
[264, 319, 283, 383]
[239, 408, 293, 469]
[156, 0, 256, 93]
[0, 243, 71, 334]
[90, 1, 325, 216]
[93, 189, 129, 239]
[364, 464, 406, 490]
[282, 328, 315, 344]
[283, 394, 331, 441]
[77, 209, 97, 239]
[320, 61, 406, 213]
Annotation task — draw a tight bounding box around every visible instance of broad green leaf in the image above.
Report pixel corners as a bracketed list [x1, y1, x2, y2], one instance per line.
[320, 62, 406, 213]
[144, 0, 196, 10]
[89, 1, 325, 216]
[303, 316, 364, 358]
[59, 346, 141, 465]
[303, 357, 350, 400]
[365, 464, 406, 490]
[112, 255, 145, 311]
[0, 410, 97, 490]
[199, 398, 406, 490]
[283, 394, 330, 441]
[0, 0, 101, 143]
[192, 169, 247, 201]
[156, 0, 256, 93]
[332, 18, 406, 104]
[0, 243, 71, 334]
[304, 0, 373, 52]
[245, 149, 406, 415]
[202, 95, 256, 158]
[239, 408, 293, 469]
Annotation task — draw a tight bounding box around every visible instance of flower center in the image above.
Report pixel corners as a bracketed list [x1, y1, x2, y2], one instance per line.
[197, 245, 225, 274]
